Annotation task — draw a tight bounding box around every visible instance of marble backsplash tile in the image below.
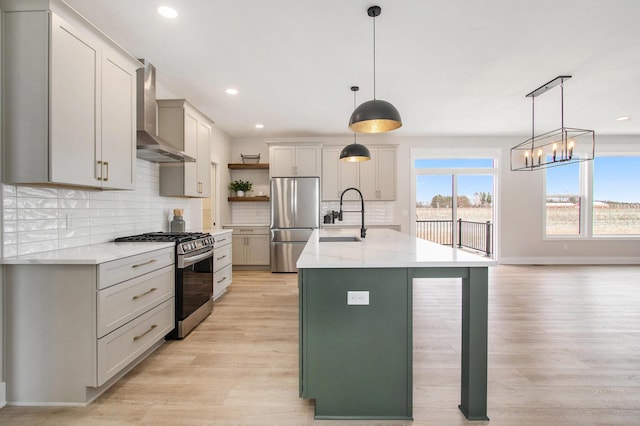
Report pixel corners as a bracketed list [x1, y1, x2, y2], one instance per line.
[321, 200, 397, 226]
[228, 199, 397, 226]
[1, 159, 192, 257]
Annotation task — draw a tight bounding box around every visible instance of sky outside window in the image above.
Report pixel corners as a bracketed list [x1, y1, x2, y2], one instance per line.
[415, 159, 493, 203]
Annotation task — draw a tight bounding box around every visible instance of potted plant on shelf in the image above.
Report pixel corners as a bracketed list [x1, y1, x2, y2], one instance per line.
[228, 180, 252, 197]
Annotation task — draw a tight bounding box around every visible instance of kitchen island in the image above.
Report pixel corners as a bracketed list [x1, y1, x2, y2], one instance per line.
[297, 228, 496, 420]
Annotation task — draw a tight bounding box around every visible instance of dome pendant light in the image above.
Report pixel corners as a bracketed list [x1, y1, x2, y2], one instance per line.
[341, 86, 371, 162]
[349, 5, 402, 133]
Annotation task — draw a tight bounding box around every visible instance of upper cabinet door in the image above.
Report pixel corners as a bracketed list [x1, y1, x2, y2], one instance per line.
[375, 147, 397, 200]
[270, 146, 297, 177]
[183, 111, 199, 196]
[269, 144, 321, 177]
[359, 147, 397, 201]
[49, 13, 99, 187]
[294, 146, 321, 177]
[197, 120, 212, 197]
[321, 148, 359, 201]
[101, 52, 136, 190]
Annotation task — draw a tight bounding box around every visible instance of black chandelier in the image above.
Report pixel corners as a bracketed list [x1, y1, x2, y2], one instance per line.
[511, 76, 595, 171]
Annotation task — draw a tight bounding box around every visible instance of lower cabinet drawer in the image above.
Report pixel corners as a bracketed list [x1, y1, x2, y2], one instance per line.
[213, 264, 232, 300]
[98, 247, 174, 290]
[97, 265, 174, 338]
[97, 298, 174, 386]
[213, 232, 232, 249]
[214, 244, 232, 271]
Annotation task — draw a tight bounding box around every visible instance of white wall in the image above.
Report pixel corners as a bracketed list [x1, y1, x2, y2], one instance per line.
[231, 134, 640, 264]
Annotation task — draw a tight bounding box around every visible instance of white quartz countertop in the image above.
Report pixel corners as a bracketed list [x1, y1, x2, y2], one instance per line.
[210, 229, 233, 236]
[297, 228, 497, 269]
[222, 224, 269, 228]
[0, 242, 175, 265]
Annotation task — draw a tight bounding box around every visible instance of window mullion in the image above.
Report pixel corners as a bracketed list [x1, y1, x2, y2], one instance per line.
[583, 160, 594, 237]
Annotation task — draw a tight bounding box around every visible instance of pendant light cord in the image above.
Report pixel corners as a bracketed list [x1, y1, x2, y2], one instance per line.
[352, 86, 359, 143]
[560, 79, 564, 128]
[354, 89, 357, 143]
[372, 13, 377, 100]
[531, 96, 535, 157]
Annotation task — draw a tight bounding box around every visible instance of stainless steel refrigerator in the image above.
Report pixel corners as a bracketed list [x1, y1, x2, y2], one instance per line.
[270, 177, 320, 272]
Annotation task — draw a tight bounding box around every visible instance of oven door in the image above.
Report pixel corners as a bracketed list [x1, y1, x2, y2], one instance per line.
[173, 247, 214, 338]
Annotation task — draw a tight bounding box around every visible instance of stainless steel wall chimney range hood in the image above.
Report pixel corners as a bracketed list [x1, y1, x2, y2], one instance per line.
[136, 60, 196, 163]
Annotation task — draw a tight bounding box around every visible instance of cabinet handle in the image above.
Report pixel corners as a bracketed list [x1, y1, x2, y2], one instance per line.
[96, 160, 103, 181]
[239, 229, 254, 232]
[104, 161, 109, 181]
[133, 324, 157, 341]
[131, 259, 157, 268]
[217, 238, 227, 243]
[216, 255, 227, 261]
[217, 276, 227, 284]
[132, 287, 157, 300]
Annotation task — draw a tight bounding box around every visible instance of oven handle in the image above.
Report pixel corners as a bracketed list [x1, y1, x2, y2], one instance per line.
[179, 247, 214, 268]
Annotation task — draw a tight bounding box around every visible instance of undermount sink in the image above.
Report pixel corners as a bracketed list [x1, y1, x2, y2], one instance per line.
[318, 236, 361, 242]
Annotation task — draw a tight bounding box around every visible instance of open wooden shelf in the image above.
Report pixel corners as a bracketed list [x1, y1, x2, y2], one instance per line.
[228, 196, 270, 202]
[228, 163, 269, 170]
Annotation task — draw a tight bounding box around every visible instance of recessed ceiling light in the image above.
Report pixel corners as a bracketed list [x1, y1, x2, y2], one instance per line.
[255, 124, 264, 129]
[616, 115, 631, 121]
[157, 6, 178, 19]
[225, 88, 238, 95]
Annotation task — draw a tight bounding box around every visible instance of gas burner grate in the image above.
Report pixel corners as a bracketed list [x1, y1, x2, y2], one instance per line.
[115, 232, 211, 243]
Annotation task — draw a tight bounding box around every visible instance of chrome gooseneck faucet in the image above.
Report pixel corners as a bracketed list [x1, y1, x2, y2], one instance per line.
[339, 187, 366, 238]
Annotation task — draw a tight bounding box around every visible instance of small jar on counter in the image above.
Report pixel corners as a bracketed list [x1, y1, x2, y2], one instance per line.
[170, 209, 186, 232]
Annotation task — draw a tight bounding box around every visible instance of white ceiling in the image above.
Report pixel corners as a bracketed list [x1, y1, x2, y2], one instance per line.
[65, 0, 640, 140]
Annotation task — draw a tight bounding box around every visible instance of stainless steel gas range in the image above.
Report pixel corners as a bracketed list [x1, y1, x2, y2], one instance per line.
[115, 232, 215, 339]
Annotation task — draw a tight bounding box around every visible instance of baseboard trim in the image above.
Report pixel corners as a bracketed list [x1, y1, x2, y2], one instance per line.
[0, 381, 6, 408]
[499, 256, 640, 265]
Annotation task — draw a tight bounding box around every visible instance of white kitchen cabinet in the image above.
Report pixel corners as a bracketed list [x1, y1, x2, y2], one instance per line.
[99, 47, 138, 189]
[158, 99, 212, 197]
[223, 226, 270, 266]
[268, 143, 321, 177]
[322, 145, 397, 201]
[212, 230, 233, 300]
[359, 146, 397, 200]
[3, 246, 175, 405]
[0, 3, 138, 189]
[321, 147, 360, 201]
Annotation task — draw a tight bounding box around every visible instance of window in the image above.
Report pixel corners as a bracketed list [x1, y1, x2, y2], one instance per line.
[545, 156, 640, 237]
[545, 162, 581, 236]
[592, 156, 640, 235]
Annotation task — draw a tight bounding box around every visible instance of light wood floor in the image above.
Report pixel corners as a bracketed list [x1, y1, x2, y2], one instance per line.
[1, 265, 639, 425]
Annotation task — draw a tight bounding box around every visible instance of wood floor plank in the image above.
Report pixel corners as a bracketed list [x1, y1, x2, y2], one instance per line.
[1, 266, 639, 425]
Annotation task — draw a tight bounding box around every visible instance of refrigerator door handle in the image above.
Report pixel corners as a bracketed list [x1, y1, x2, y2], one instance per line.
[292, 178, 297, 227]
